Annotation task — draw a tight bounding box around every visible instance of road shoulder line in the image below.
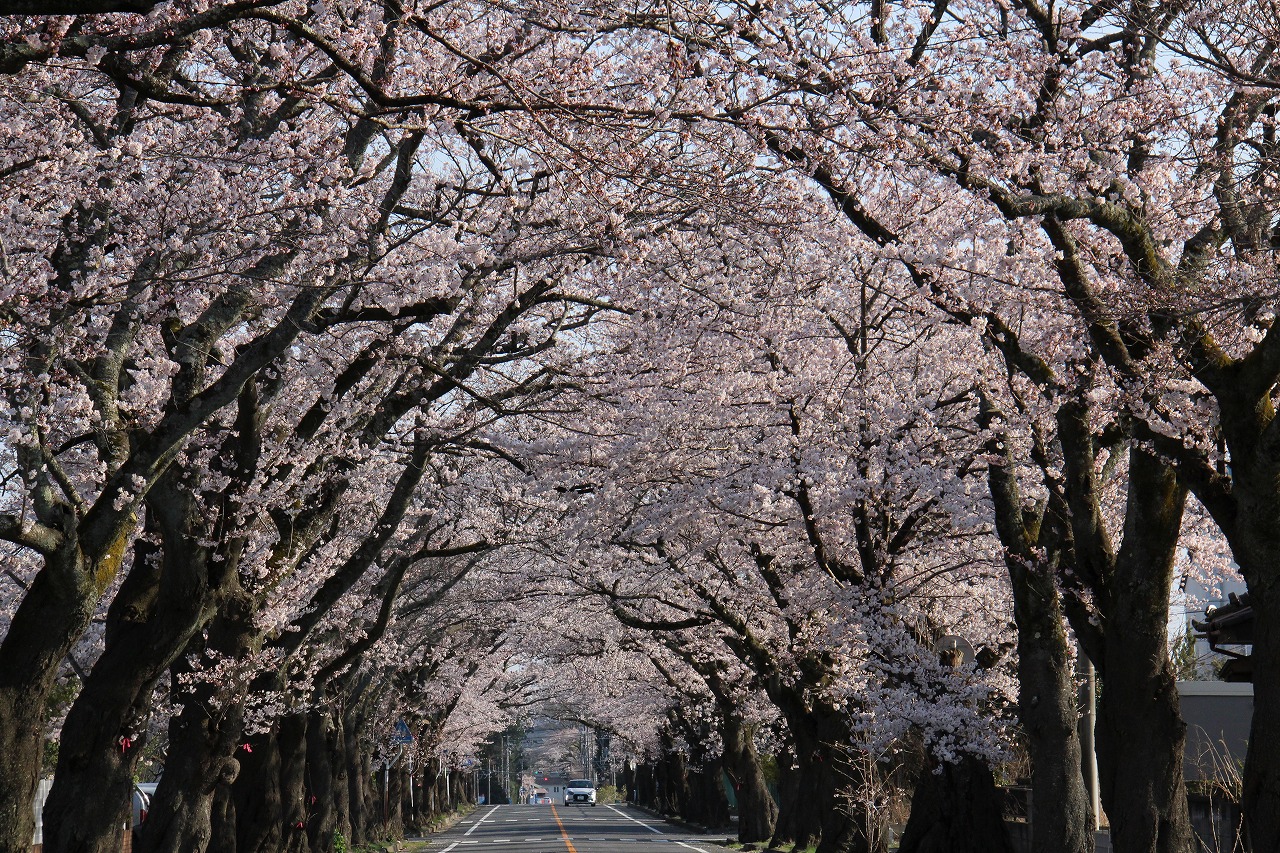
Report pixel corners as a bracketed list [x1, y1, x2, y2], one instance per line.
[465, 804, 501, 837]
[604, 804, 663, 834]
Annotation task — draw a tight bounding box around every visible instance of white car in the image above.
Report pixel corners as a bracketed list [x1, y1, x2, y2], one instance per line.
[563, 779, 597, 806]
[132, 782, 159, 827]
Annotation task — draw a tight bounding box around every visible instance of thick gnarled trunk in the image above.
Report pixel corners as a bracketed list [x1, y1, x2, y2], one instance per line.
[1221, 448, 1280, 849]
[898, 755, 1011, 853]
[132, 681, 243, 853]
[305, 707, 339, 853]
[769, 693, 874, 853]
[135, 596, 256, 853]
[44, 497, 236, 853]
[722, 715, 777, 843]
[1010, 579, 1093, 853]
[1066, 445, 1194, 853]
[0, 546, 96, 853]
[983, 394, 1094, 853]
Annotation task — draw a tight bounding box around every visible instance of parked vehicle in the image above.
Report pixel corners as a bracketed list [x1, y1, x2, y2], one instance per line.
[132, 783, 159, 828]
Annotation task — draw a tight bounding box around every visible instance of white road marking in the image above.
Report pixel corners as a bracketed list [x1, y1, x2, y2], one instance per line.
[675, 843, 709, 853]
[604, 804, 663, 834]
[464, 805, 500, 836]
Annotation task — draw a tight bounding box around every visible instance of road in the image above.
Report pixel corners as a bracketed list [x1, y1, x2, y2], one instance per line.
[424, 803, 727, 853]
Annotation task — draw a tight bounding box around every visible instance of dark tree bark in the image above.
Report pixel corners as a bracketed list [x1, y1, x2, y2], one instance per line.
[1088, 451, 1193, 853]
[134, 602, 254, 853]
[766, 681, 872, 853]
[377, 762, 404, 839]
[671, 712, 729, 828]
[981, 392, 1101, 853]
[1054, 404, 1194, 853]
[305, 708, 338, 853]
[132, 692, 242, 853]
[231, 726, 284, 853]
[656, 725, 691, 817]
[722, 715, 778, 843]
[1167, 338, 1280, 851]
[44, 468, 242, 853]
[635, 759, 656, 808]
[279, 713, 310, 853]
[0, 543, 100, 853]
[339, 715, 377, 849]
[42, 533, 164, 853]
[771, 744, 802, 848]
[899, 755, 1012, 853]
[330, 712, 351, 846]
[210, 784, 238, 853]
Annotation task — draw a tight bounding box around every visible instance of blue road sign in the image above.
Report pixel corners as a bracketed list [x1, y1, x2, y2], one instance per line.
[392, 720, 414, 744]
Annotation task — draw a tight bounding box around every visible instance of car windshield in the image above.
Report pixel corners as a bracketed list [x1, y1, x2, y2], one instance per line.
[569, 780, 594, 788]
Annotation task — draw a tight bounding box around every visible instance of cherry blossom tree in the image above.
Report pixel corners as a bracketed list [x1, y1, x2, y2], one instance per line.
[4, 4, 1274, 853]
[578, 2, 1265, 849]
[516, 201, 1017, 853]
[0, 1, 733, 849]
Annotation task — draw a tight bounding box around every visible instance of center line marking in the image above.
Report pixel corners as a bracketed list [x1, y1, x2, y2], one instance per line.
[550, 805, 579, 853]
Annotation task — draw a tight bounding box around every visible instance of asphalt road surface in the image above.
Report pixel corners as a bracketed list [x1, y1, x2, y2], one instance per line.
[424, 804, 727, 853]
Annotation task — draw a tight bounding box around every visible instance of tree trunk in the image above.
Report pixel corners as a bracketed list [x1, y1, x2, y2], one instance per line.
[1213, 421, 1280, 850]
[135, 594, 255, 853]
[814, 706, 873, 853]
[42, 535, 158, 853]
[899, 755, 1012, 853]
[722, 715, 777, 843]
[698, 754, 731, 829]
[305, 708, 338, 853]
[41, 647, 149, 853]
[635, 760, 656, 808]
[362, 751, 377, 840]
[1008, 567, 1093, 853]
[44, 498, 236, 853]
[771, 745, 802, 847]
[132, 682, 243, 853]
[279, 713, 310, 853]
[1091, 451, 1193, 853]
[656, 729, 690, 817]
[983, 394, 1096, 853]
[1244, 568, 1280, 852]
[767, 685, 866, 853]
[330, 714, 350, 846]
[381, 763, 403, 839]
[0, 545, 97, 853]
[233, 727, 284, 853]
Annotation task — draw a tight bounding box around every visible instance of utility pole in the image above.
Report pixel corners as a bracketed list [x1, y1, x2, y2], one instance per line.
[1080, 650, 1100, 829]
